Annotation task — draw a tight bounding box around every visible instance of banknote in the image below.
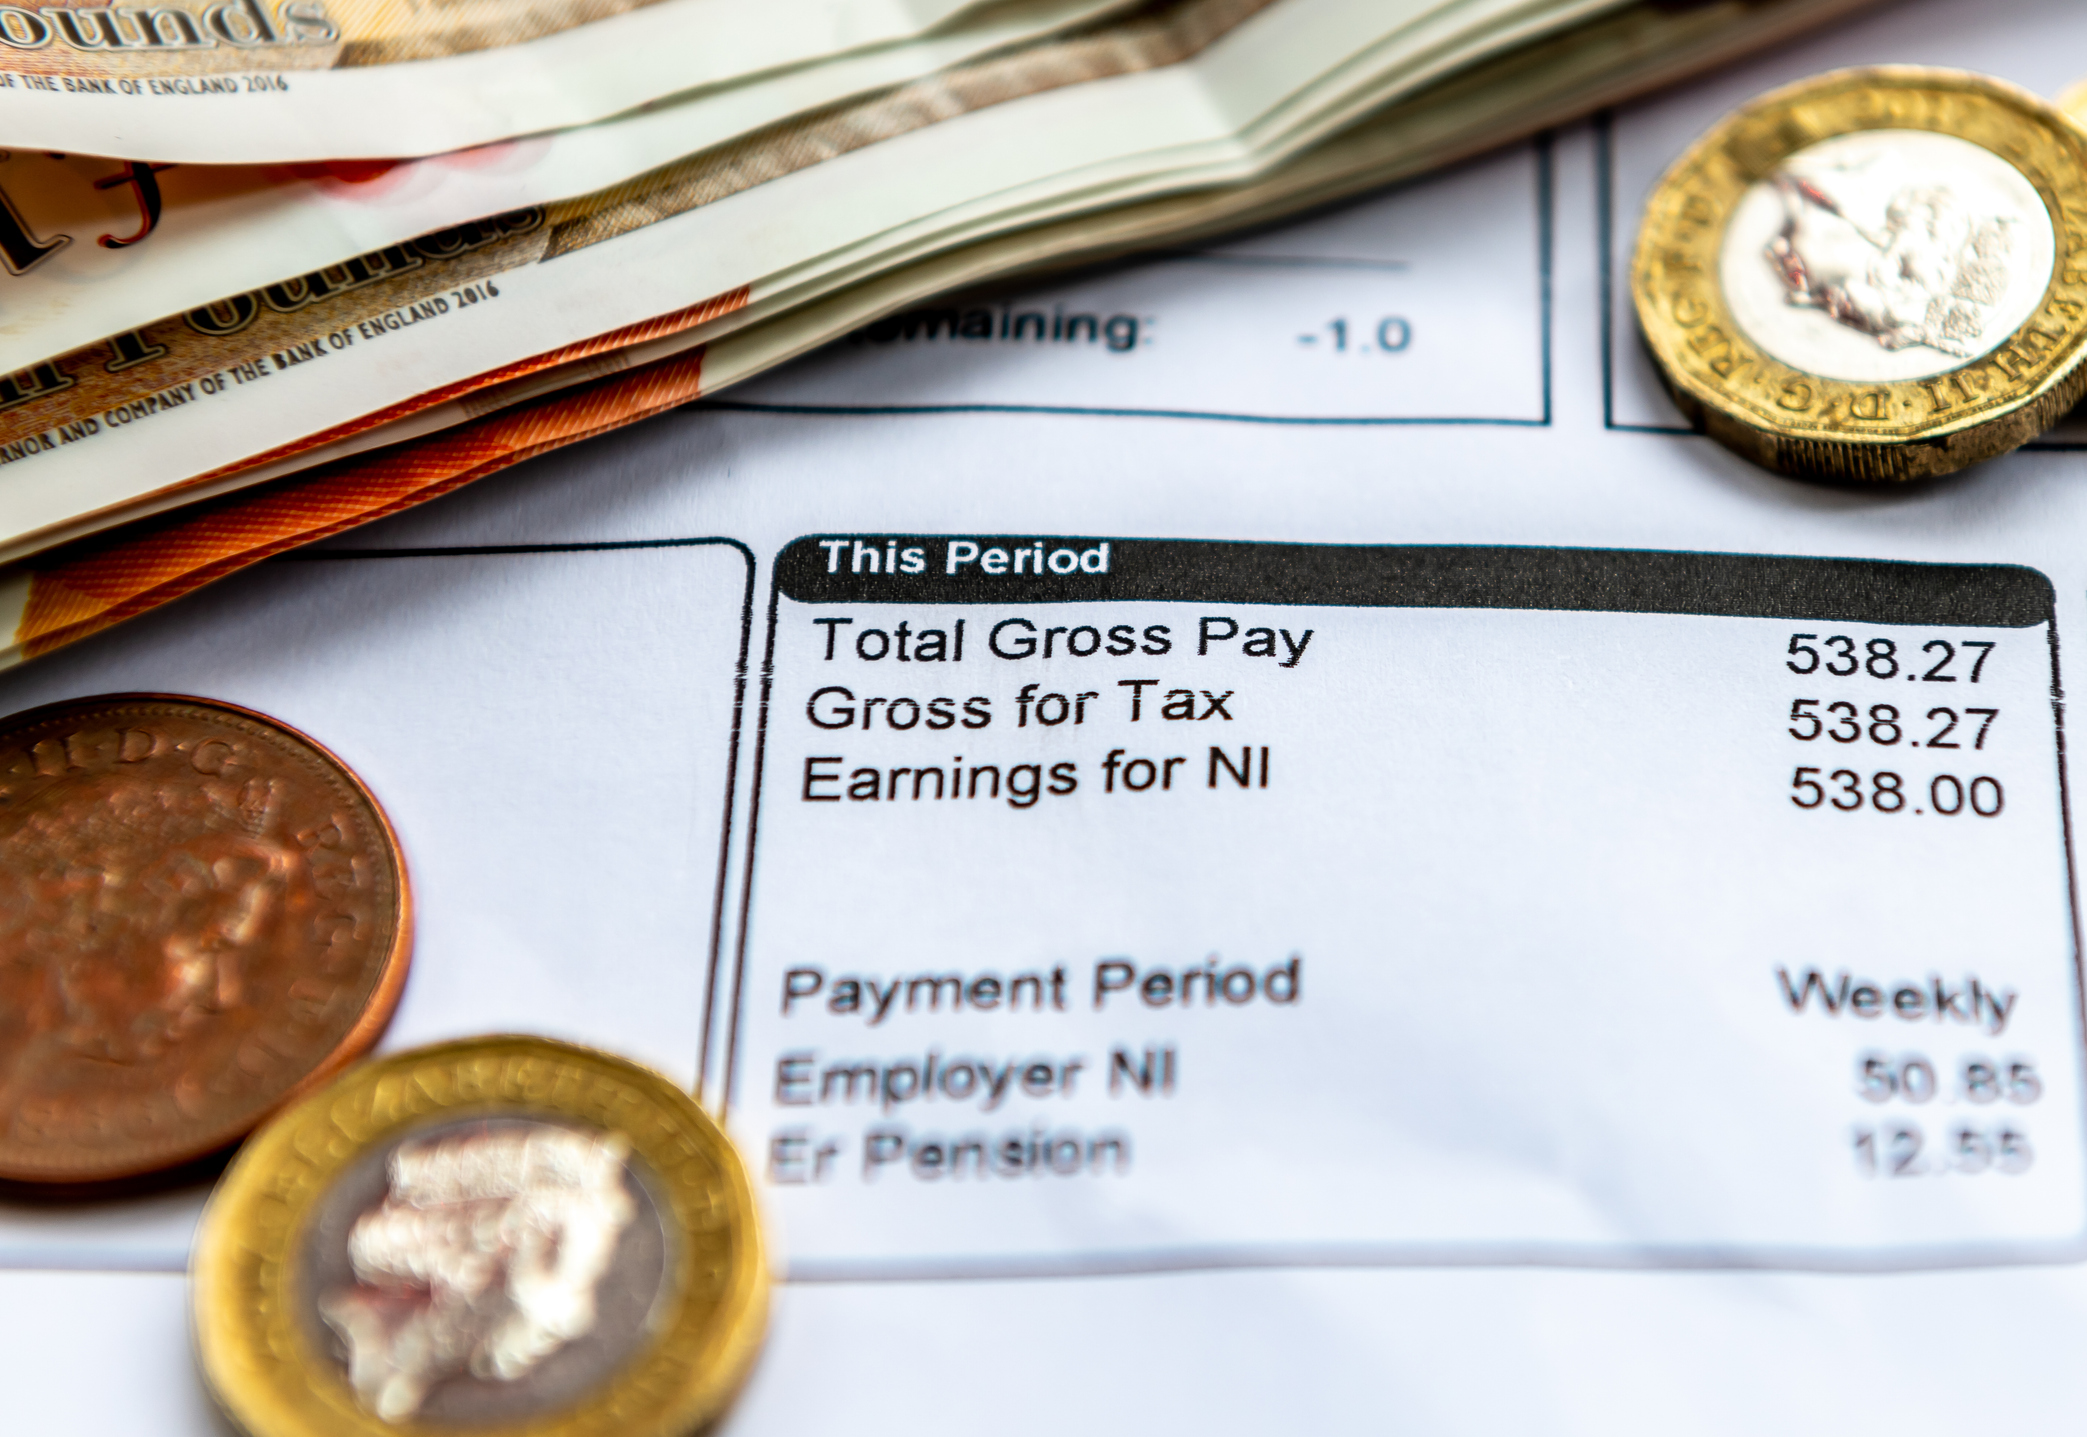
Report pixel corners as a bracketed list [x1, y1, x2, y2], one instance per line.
[0, 344, 719, 666]
[0, 0, 1023, 162]
[0, 0, 1676, 560]
[0, 0, 1888, 673]
[0, 0, 1130, 373]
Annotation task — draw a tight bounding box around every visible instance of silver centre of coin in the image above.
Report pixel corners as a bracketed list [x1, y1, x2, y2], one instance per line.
[1719, 129, 2055, 384]
[318, 1123, 638, 1423]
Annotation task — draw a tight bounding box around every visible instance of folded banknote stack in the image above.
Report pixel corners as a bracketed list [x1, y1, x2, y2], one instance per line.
[0, 0, 1877, 666]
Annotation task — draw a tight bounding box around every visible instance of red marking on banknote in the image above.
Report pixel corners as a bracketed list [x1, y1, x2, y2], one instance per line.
[274, 160, 404, 186]
[433, 136, 552, 173]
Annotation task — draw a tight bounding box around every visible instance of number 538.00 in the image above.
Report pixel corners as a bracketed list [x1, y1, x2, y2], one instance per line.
[1791, 767, 2003, 816]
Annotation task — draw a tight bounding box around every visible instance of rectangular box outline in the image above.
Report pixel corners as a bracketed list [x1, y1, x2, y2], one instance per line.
[698, 137, 1553, 430]
[732, 536, 2087, 1282]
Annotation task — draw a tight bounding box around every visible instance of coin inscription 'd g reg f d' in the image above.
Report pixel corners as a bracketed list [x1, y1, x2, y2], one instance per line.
[0, 694, 411, 1185]
[1633, 68, 2087, 482]
[194, 1036, 769, 1437]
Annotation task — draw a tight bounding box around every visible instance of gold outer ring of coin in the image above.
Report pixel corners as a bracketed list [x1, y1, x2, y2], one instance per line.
[1633, 67, 2087, 482]
[0, 692, 411, 1185]
[193, 1035, 769, 1437]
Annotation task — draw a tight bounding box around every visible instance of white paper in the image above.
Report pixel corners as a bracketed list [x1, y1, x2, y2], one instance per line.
[740, 588, 2080, 1274]
[0, 542, 751, 1269]
[16, 0, 2087, 1429]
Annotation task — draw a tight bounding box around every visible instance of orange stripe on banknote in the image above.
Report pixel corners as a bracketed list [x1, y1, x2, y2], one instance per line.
[19, 347, 713, 659]
[6, 282, 748, 570]
[139, 284, 752, 501]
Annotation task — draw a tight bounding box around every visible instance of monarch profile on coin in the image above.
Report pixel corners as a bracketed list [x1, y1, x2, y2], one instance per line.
[0, 694, 410, 1184]
[194, 1035, 768, 1437]
[1633, 68, 2087, 481]
[320, 1122, 644, 1422]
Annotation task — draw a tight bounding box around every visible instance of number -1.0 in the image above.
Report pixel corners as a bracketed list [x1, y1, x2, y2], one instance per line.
[1307, 317, 1412, 353]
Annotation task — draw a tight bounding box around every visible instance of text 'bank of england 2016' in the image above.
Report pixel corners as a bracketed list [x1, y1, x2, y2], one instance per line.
[725, 538, 2087, 1279]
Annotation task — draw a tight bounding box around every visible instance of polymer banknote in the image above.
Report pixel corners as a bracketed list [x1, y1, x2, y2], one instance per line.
[0, 0, 1662, 558]
[0, 0, 1129, 372]
[0, 0, 1045, 162]
[0, 0, 1884, 673]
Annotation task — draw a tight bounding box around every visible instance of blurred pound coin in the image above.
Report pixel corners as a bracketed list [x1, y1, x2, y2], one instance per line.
[1634, 67, 2087, 481]
[0, 694, 410, 1184]
[194, 1035, 768, 1437]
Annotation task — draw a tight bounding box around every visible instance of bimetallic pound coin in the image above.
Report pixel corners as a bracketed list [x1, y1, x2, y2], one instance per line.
[194, 1036, 768, 1437]
[0, 694, 410, 1184]
[1633, 68, 2087, 481]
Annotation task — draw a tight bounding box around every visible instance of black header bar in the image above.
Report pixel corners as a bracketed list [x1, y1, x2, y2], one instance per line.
[775, 538, 2053, 629]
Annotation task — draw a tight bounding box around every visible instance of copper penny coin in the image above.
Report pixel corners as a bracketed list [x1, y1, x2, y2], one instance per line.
[0, 694, 411, 1184]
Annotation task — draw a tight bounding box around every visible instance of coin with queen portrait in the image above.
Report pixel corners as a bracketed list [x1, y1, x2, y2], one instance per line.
[1634, 68, 2087, 481]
